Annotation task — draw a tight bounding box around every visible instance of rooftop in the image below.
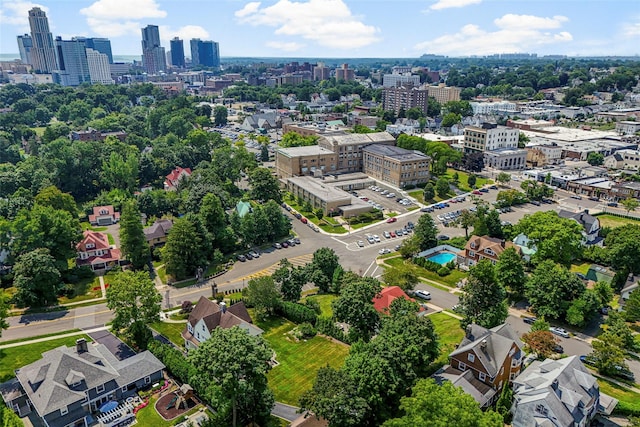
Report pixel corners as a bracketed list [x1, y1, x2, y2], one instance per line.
[276, 145, 334, 157]
[287, 176, 353, 203]
[363, 144, 429, 161]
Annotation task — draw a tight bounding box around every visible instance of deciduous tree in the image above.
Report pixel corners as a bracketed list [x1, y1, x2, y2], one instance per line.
[13, 248, 63, 307]
[332, 277, 381, 342]
[423, 183, 435, 201]
[243, 276, 281, 320]
[249, 167, 282, 203]
[414, 214, 438, 251]
[525, 260, 585, 319]
[459, 260, 508, 329]
[495, 247, 526, 299]
[162, 217, 207, 280]
[516, 211, 583, 267]
[522, 330, 559, 359]
[382, 264, 419, 292]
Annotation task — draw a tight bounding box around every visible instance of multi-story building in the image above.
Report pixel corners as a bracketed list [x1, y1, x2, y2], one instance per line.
[616, 120, 640, 135]
[335, 63, 355, 81]
[318, 132, 397, 174]
[458, 235, 522, 268]
[170, 37, 185, 68]
[53, 37, 91, 86]
[382, 73, 420, 88]
[426, 84, 461, 104]
[141, 25, 166, 74]
[313, 62, 331, 81]
[362, 144, 430, 188]
[484, 148, 527, 170]
[525, 144, 563, 167]
[463, 123, 519, 153]
[382, 83, 430, 116]
[74, 37, 113, 63]
[190, 39, 220, 68]
[276, 145, 337, 178]
[86, 48, 113, 84]
[471, 101, 517, 115]
[285, 175, 373, 216]
[28, 7, 58, 73]
[76, 230, 122, 271]
[16, 34, 33, 65]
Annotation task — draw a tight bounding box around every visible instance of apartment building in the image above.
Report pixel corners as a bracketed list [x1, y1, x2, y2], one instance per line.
[463, 123, 519, 153]
[318, 132, 396, 174]
[382, 73, 420, 88]
[362, 144, 430, 188]
[426, 84, 461, 104]
[275, 145, 337, 178]
[382, 83, 430, 116]
[335, 63, 355, 81]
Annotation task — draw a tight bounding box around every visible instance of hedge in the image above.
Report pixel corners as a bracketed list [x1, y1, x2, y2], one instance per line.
[316, 317, 350, 344]
[275, 301, 317, 325]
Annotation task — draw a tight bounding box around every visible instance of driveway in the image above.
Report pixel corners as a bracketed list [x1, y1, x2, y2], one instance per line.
[104, 223, 121, 249]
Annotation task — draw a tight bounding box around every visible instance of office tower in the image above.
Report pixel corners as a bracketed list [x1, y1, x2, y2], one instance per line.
[170, 37, 185, 68]
[86, 48, 113, 84]
[53, 37, 91, 86]
[141, 25, 166, 74]
[17, 34, 33, 65]
[28, 7, 58, 73]
[74, 37, 113, 63]
[190, 39, 220, 68]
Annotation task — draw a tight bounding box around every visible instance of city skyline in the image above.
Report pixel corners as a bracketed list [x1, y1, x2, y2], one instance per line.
[0, 0, 639, 59]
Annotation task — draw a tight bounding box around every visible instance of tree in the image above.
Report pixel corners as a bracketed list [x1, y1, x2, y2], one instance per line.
[496, 172, 511, 186]
[516, 211, 583, 267]
[399, 236, 421, 259]
[119, 200, 148, 270]
[625, 288, 640, 322]
[495, 383, 513, 423]
[272, 259, 304, 302]
[243, 276, 281, 320]
[605, 225, 640, 274]
[0, 290, 10, 337]
[457, 209, 476, 238]
[299, 367, 369, 427]
[621, 197, 640, 215]
[382, 264, 419, 292]
[199, 193, 227, 246]
[521, 330, 559, 359]
[309, 248, 340, 292]
[587, 152, 604, 166]
[441, 112, 461, 128]
[189, 327, 274, 427]
[332, 277, 381, 342]
[525, 260, 585, 319]
[566, 289, 600, 327]
[34, 186, 77, 217]
[530, 317, 550, 332]
[162, 217, 208, 280]
[604, 311, 637, 351]
[213, 106, 228, 126]
[413, 214, 438, 251]
[467, 174, 477, 188]
[249, 167, 282, 204]
[495, 247, 526, 299]
[106, 270, 161, 349]
[383, 379, 503, 427]
[458, 260, 508, 328]
[13, 249, 62, 308]
[423, 183, 435, 201]
[436, 177, 450, 198]
[463, 153, 484, 173]
[591, 332, 628, 376]
[260, 144, 269, 161]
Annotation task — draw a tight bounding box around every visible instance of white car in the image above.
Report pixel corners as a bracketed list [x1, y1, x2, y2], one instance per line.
[373, 235, 381, 242]
[383, 231, 391, 238]
[357, 240, 365, 247]
[414, 290, 431, 300]
[550, 327, 570, 338]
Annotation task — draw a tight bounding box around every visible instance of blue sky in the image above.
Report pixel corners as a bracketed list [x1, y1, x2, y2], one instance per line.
[1, 0, 639, 58]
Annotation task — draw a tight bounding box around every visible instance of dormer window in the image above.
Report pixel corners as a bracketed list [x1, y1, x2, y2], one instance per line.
[468, 353, 475, 363]
[485, 248, 494, 256]
[96, 384, 105, 393]
[99, 209, 108, 215]
[470, 242, 476, 249]
[86, 243, 95, 249]
[535, 404, 548, 416]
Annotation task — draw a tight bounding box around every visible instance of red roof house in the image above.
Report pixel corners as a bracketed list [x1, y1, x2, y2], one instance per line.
[88, 205, 120, 226]
[76, 230, 122, 271]
[164, 167, 192, 191]
[373, 286, 416, 314]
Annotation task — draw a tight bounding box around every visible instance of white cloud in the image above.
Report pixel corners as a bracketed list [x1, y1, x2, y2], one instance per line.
[622, 21, 640, 37]
[414, 14, 573, 56]
[235, 0, 380, 49]
[160, 25, 210, 46]
[266, 41, 305, 51]
[0, 1, 48, 31]
[430, 0, 481, 11]
[80, 0, 166, 37]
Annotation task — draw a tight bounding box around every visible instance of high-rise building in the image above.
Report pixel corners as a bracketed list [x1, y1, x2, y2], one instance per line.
[74, 37, 113, 63]
[53, 37, 91, 86]
[382, 83, 430, 116]
[313, 62, 330, 81]
[28, 7, 58, 73]
[170, 37, 185, 68]
[86, 48, 113, 84]
[141, 25, 166, 74]
[335, 63, 355, 81]
[190, 39, 220, 68]
[17, 34, 33, 65]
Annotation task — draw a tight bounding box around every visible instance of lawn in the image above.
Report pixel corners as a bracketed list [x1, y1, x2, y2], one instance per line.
[58, 276, 103, 305]
[80, 221, 109, 232]
[594, 214, 640, 229]
[570, 262, 591, 275]
[136, 394, 210, 426]
[256, 316, 349, 405]
[0, 335, 92, 382]
[429, 312, 464, 366]
[597, 378, 640, 415]
[150, 321, 186, 347]
[319, 223, 348, 234]
[303, 294, 337, 318]
[384, 257, 467, 288]
[440, 168, 492, 192]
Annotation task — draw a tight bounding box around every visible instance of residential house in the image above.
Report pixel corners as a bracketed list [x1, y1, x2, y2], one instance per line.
[182, 296, 263, 351]
[513, 233, 537, 263]
[511, 356, 617, 427]
[0, 338, 164, 427]
[163, 167, 192, 191]
[239, 112, 280, 133]
[88, 205, 120, 226]
[372, 286, 418, 314]
[76, 230, 121, 271]
[434, 323, 524, 408]
[143, 219, 173, 247]
[585, 264, 615, 284]
[558, 209, 601, 245]
[457, 235, 521, 268]
[620, 275, 638, 308]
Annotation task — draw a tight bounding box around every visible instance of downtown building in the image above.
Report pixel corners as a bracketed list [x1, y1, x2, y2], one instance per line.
[53, 37, 91, 86]
[189, 39, 220, 68]
[28, 7, 58, 73]
[16, 35, 33, 65]
[141, 25, 166, 74]
[169, 37, 186, 68]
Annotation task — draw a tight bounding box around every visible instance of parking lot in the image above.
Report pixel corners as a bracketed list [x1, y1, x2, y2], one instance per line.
[353, 184, 415, 214]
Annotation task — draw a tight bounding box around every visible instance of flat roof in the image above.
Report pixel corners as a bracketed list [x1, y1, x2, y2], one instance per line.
[484, 148, 527, 156]
[363, 144, 429, 161]
[276, 145, 334, 157]
[320, 131, 395, 146]
[521, 126, 617, 143]
[287, 176, 352, 203]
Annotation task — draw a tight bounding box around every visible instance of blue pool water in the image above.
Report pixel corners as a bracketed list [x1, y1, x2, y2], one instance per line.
[427, 252, 456, 265]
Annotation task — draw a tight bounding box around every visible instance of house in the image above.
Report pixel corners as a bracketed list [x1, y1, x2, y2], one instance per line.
[76, 230, 121, 271]
[457, 235, 521, 268]
[0, 338, 164, 427]
[88, 205, 120, 226]
[434, 323, 524, 408]
[290, 413, 329, 427]
[585, 264, 615, 284]
[163, 167, 192, 191]
[239, 112, 280, 132]
[182, 296, 263, 351]
[620, 275, 638, 308]
[558, 209, 601, 245]
[513, 233, 537, 262]
[372, 286, 416, 314]
[143, 219, 173, 247]
[511, 356, 617, 427]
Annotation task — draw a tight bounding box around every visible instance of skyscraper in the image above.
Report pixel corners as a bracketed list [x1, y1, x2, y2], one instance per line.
[28, 7, 58, 73]
[53, 37, 91, 86]
[17, 34, 33, 65]
[170, 37, 185, 68]
[190, 39, 220, 68]
[74, 37, 113, 63]
[86, 48, 113, 84]
[141, 25, 166, 74]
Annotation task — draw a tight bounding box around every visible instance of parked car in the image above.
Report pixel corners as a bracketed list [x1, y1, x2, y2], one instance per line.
[373, 235, 381, 242]
[580, 355, 596, 367]
[387, 217, 397, 223]
[390, 231, 396, 238]
[614, 366, 635, 381]
[414, 290, 432, 300]
[249, 250, 260, 258]
[287, 239, 296, 246]
[472, 190, 482, 195]
[531, 200, 541, 206]
[421, 206, 434, 212]
[357, 240, 365, 247]
[550, 327, 570, 338]
[367, 236, 375, 244]
[607, 202, 618, 207]
[236, 254, 247, 262]
[293, 237, 301, 244]
[552, 344, 564, 354]
[523, 316, 537, 325]
[379, 248, 391, 255]
[588, 196, 600, 202]
[571, 195, 583, 200]
[479, 188, 489, 193]
[300, 217, 308, 224]
[437, 234, 450, 241]
[407, 221, 414, 229]
[489, 185, 498, 190]
[273, 242, 282, 249]
[383, 231, 391, 239]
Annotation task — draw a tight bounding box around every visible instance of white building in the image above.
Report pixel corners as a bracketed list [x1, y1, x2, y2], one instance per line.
[616, 120, 640, 136]
[470, 101, 517, 115]
[604, 149, 640, 170]
[463, 123, 520, 153]
[382, 73, 420, 88]
[86, 48, 113, 84]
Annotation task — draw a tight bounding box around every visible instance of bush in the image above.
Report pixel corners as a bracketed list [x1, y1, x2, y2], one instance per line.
[437, 266, 451, 276]
[276, 301, 318, 325]
[304, 298, 321, 314]
[180, 301, 193, 314]
[316, 317, 349, 344]
[295, 322, 317, 339]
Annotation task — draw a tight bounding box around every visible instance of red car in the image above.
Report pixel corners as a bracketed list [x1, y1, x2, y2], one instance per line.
[301, 217, 308, 224]
[472, 190, 482, 195]
[390, 231, 397, 238]
[386, 217, 397, 223]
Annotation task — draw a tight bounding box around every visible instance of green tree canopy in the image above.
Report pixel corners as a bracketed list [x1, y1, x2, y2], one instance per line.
[332, 277, 381, 342]
[243, 276, 281, 320]
[495, 247, 526, 299]
[119, 200, 148, 270]
[413, 214, 438, 251]
[162, 217, 208, 280]
[249, 167, 282, 204]
[13, 248, 63, 308]
[459, 259, 508, 329]
[515, 211, 583, 266]
[33, 186, 78, 217]
[525, 260, 585, 319]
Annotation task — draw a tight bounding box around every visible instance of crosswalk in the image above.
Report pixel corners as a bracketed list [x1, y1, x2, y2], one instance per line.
[240, 253, 314, 281]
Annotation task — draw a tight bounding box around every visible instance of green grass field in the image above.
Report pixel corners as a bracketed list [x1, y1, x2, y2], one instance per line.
[384, 257, 467, 288]
[303, 294, 337, 318]
[570, 262, 591, 275]
[0, 335, 92, 382]
[429, 312, 464, 366]
[594, 214, 640, 229]
[597, 378, 640, 415]
[256, 316, 349, 405]
[150, 321, 186, 347]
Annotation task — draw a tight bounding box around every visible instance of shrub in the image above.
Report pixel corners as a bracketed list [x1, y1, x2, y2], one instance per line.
[276, 301, 317, 325]
[304, 298, 321, 314]
[296, 322, 317, 339]
[316, 317, 349, 344]
[437, 266, 450, 276]
[180, 301, 193, 314]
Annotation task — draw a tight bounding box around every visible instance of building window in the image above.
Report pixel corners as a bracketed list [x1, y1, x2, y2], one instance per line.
[122, 386, 127, 393]
[458, 362, 467, 371]
[468, 353, 475, 363]
[96, 384, 105, 393]
[479, 372, 486, 381]
[145, 376, 151, 384]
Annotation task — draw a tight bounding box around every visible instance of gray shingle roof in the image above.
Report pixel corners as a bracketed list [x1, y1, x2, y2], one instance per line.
[558, 210, 598, 234]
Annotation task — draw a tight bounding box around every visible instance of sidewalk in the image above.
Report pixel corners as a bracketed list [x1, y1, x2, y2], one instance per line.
[0, 325, 110, 349]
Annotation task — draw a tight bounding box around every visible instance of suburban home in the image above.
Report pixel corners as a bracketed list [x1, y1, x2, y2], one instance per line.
[76, 230, 121, 272]
[620, 275, 639, 308]
[372, 286, 419, 314]
[511, 356, 617, 427]
[88, 205, 120, 226]
[558, 209, 601, 245]
[182, 296, 263, 351]
[434, 323, 524, 408]
[0, 338, 164, 427]
[143, 219, 173, 247]
[513, 233, 537, 263]
[163, 167, 192, 191]
[585, 264, 615, 284]
[457, 235, 522, 268]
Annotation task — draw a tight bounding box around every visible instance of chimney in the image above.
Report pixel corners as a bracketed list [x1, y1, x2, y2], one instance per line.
[220, 301, 227, 314]
[465, 325, 473, 339]
[76, 338, 88, 353]
[481, 339, 487, 350]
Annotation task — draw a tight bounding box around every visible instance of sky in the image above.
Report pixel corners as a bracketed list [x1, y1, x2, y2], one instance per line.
[0, 0, 639, 59]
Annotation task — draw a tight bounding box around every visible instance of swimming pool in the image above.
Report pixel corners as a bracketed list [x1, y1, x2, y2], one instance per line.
[427, 252, 456, 265]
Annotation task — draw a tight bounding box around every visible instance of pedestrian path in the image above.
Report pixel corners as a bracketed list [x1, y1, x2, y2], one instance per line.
[98, 275, 107, 298]
[0, 325, 110, 349]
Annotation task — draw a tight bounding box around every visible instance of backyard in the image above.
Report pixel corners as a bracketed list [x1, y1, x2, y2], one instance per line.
[383, 256, 467, 288]
[594, 213, 640, 229]
[150, 321, 186, 347]
[429, 312, 465, 367]
[597, 378, 640, 416]
[302, 294, 337, 318]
